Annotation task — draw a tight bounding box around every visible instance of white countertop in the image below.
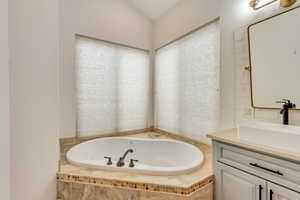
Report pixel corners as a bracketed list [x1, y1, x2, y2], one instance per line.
[207, 128, 300, 163]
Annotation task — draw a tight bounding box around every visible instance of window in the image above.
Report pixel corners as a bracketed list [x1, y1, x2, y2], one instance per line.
[75, 36, 150, 137]
[154, 20, 220, 143]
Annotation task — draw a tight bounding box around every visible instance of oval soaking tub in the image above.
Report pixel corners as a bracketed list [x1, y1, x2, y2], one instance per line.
[67, 137, 204, 176]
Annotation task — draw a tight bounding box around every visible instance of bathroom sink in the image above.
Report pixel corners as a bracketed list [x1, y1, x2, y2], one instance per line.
[238, 121, 300, 154]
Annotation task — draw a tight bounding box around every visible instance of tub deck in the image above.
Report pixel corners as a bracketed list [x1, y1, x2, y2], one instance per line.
[57, 131, 213, 200]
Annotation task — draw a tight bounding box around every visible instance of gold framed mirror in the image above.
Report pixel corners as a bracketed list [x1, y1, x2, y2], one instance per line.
[248, 5, 300, 110]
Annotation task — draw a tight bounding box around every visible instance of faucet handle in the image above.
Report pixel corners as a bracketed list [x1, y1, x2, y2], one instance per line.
[104, 156, 113, 165]
[276, 99, 296, 108]
[276, 100, 288, 104]
[129, 159, 138, 168]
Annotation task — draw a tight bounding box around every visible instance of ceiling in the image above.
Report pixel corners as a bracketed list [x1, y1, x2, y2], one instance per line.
[126, 0, 183, 20]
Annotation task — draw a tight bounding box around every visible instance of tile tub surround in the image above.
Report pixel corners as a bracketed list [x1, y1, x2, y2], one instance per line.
[57, 181, 213, 200]
[57, 131, 213, 198]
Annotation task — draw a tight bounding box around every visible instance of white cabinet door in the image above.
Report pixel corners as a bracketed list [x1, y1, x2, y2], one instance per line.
[268, 183, 300, 200]
[216, 162, 267, 200]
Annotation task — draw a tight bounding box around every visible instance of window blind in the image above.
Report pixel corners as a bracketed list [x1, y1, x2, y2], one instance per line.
[76, 36, 150, 137]
[154, 20, 220, 143]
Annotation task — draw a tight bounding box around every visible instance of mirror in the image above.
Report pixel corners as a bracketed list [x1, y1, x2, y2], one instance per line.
[248, 6, 300, 109]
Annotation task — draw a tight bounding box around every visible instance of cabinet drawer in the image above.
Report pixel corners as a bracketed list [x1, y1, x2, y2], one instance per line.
[215, 142, 300, 192]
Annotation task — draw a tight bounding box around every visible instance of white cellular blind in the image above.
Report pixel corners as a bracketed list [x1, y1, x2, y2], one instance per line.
[155, 21, 220, 143]
[76, 36, 150, 137]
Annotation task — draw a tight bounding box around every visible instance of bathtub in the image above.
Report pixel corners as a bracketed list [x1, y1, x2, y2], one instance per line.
[67, 137, 204, 176]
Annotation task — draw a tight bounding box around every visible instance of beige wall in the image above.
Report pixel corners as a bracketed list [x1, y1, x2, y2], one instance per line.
[154, 0, 220, 49]
[60, 0, 153, 138]
[0, 0, 10, 198]
[9, 0, 60, 199]
[218, 0, 255, 129]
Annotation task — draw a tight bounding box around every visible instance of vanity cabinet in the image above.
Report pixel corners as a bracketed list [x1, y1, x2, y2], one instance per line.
[215, 162, 266, 200]
[213, 141, 300, 200]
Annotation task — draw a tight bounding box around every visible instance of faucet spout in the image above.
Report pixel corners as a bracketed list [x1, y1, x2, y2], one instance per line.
[276, 99, 296, 125]
[116, 149, 133, 167]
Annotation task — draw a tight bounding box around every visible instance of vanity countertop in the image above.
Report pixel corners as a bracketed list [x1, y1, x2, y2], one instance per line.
[207, 128, 300, 163]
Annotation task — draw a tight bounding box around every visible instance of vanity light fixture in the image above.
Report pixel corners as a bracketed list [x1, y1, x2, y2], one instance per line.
[280, 0, 297, 7]
[249, 0, 296, 10]
[249, 0, 278, 10]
